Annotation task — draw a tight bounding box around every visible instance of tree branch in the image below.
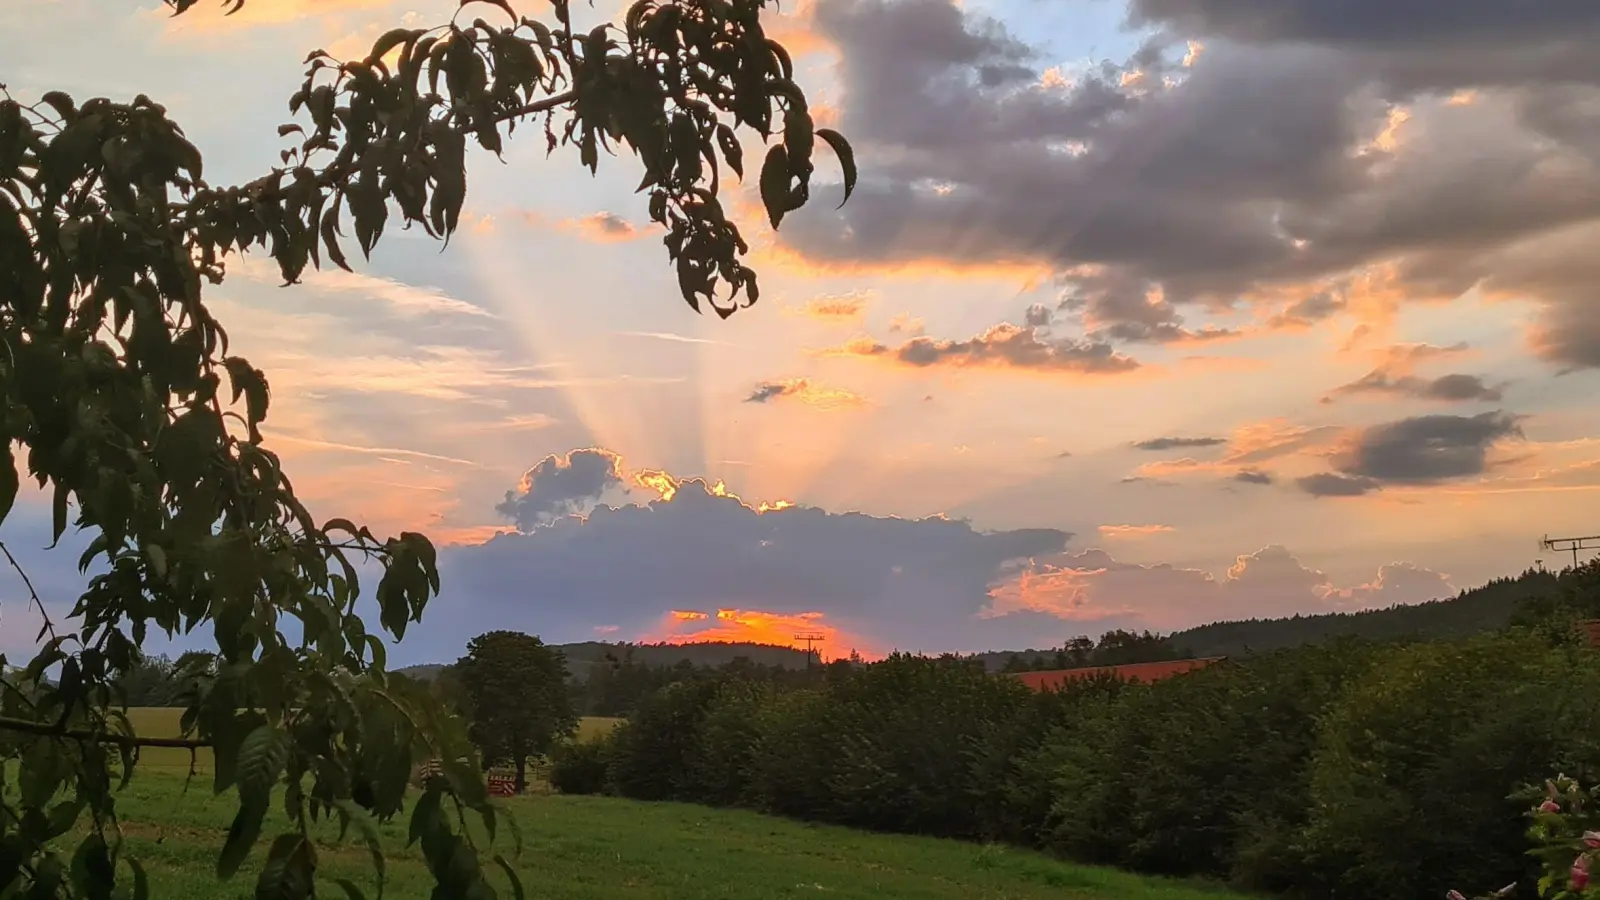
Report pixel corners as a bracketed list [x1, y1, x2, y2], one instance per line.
[0, 714, 212, 750]
[498, 89, 577, 122]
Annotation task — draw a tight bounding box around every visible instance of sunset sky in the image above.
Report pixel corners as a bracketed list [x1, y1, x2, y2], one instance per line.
[6, 0, 1600, 663]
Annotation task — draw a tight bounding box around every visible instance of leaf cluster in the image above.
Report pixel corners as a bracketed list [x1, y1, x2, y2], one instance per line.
[0, 0, 854, 895]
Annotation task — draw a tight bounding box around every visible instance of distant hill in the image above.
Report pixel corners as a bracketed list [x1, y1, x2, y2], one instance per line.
[1166, 568, 1561, 658]
[402, 568, 1571, 681]
[398, 639, 813, 682]
[968, 567, 1565, 669]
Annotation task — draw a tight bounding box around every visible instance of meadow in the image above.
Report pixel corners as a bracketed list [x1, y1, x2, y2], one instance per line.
[86, 773, 1243, 900]
[120, 708, 623, 774]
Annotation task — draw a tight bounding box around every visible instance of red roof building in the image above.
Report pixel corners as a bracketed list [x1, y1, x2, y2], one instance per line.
[1007, 657, 1225, 692]
[1577, 620, 1600, 648]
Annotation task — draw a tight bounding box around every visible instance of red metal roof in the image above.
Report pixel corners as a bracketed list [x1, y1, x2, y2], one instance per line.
[1577, 620, 1600, 649]
[1007, 657, 1224, 692]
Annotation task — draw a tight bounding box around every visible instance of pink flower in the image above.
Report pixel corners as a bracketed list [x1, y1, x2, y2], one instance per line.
[1573, 858, 1592, 892]
[1585, 831, 1600, 849]
[1542, 800, 1563, 814]
[1446, 891, 1468, 900]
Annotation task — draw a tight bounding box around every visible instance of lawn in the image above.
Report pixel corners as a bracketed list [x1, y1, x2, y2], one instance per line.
[81, 773, 1250, 900]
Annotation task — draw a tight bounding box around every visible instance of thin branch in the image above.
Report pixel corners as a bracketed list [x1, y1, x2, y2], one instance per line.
[497, 89, 577, 122]
[0, 540, 61, 646]
[0, 714, 211, 750]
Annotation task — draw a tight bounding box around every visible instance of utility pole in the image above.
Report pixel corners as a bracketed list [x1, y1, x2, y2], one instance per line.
[793, 632, 826, 669]
[1541, 534, 1600, 569]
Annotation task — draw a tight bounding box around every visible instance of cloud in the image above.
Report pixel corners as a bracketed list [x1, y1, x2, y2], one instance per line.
[1323, 342, 1502, 404]
[429, 464, 1078, 655]
[1297, 472, 1380, 497]
[494, 449, 627, 529]
[566, 212, 641, 243]
[793, 292, 872, 322]
[510, 210, 644, 243]
[744, 378, 868, 409]
[1267, 290, 1347, 329]
[887, 313, 927, 335]
[619, 331, 725, 345]
[1133, 435, 1226, 451]
[1233, 468, 1274, 485]
[828, 322, 1140, 377]
[1341, 411, 1523, 482]
[775, 0, 1600, 370]
[988, 544, 1453, 629]
[645, 608, 874, 661]
[1098, 524, 1175, 539]
[1297, 411, 1525, 496]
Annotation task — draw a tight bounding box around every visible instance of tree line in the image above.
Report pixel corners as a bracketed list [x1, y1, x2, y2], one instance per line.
[542, 562, 1600, 900]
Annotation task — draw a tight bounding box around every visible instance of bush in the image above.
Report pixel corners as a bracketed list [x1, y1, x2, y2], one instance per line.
[677, 680, 772, 807]
[606, 679, 723, 801]
[548, 738, 610, 796]
[1296, 631, 1600, 900]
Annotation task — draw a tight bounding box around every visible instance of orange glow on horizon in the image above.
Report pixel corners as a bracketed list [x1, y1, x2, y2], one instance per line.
[644, 607, 875, 662]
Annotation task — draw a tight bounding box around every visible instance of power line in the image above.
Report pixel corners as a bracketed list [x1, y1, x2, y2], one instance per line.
[793, 632, 826, 668]
[1541, 534, 1600, 569]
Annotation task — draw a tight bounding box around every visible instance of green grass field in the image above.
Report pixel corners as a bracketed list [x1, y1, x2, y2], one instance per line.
[85, 773, 1248, 900]
[94, 709, 1245, 898]
[122, 708, 623, 774]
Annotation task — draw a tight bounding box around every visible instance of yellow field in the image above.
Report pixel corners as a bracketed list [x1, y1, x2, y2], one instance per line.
[123, 708, 621, 773]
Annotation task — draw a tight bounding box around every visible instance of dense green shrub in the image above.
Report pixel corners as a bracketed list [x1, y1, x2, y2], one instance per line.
[677, 680, 773, 807]
[965, 674, 1121, 847]
[605, 678, 723, 801]
[548, 738, 611, 796]
[744, 687, 836, 819]
[1296, 631, 1600, 900]
[811, 654, 1034, 837]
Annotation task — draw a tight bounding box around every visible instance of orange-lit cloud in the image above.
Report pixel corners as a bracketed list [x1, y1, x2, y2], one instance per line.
[824, 324, 1141, 378]
[645, 607, 872, 662]
[507, 209, 644, 243]
[628, 467, 794, 513]
[887, 313, 926, 336]
[744, 378, 868, 410]
[986, 546, 1453, 629]
[1129, 419, 1348, 483]
[1097, 524, 1175, 539]
[790, 291, 871, 322]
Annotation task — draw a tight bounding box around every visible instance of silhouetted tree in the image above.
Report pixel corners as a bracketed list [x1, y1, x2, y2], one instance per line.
[455, 631, 578, 793]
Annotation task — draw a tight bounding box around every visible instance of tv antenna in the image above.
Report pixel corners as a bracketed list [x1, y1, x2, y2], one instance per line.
[1541, 533, 1600, 569]
[793, 632, 826, 668]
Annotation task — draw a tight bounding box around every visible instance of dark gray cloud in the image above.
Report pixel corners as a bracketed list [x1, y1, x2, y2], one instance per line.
[1342, 411, 1522, 482]
[746, 382, 791, 403]
[784, 0, 1600, 368]
[442, 476, 1077, 655]
[1126, 0, 1600, 61]
[1234, 468, 1274, 485]
[1326, 370, 1503, 404]
[1024, 303, 1053, 326]
[494, 449, 625, 529]
[1133, 436, 1226, 451]
[1268, 290, 1346, 329]
[1298, 411, 1523, 497]
[833, 323, 1140, 375]
[1297, 472, 1380, 497]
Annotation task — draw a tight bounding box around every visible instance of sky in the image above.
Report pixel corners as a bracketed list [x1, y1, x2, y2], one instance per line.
[5, 0, 1600, 663]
